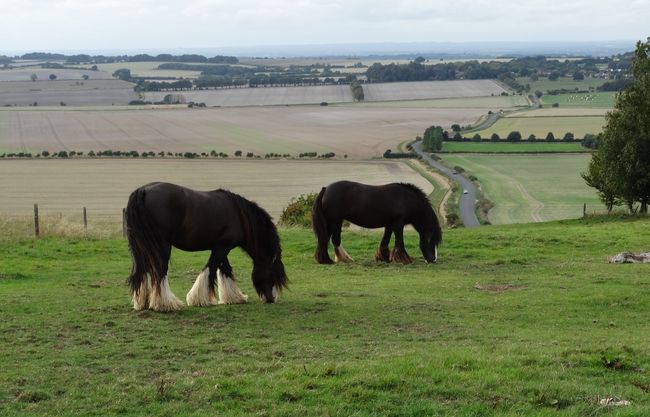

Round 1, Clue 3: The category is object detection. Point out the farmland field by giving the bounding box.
[0,80,137,106]
[541,92,616,108]
[440,154,601,224]
[335,95,528,109]
[471,114,606,138]
[0,159,433,222]
[0,106,487,157]
[71,62,205,79]
[0,67,112,82]
[144,80,508,107]
[1,218,650,416]
[515,76,606,92]
[440,141,588,153]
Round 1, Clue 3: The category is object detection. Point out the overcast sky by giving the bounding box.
[1,0,649,54]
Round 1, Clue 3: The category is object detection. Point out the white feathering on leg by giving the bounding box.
[186,268,217,307]
[132,273,152,310]
[217,270,248,304]
[148,276,184,312]
[334,245,354,263]
[260,286,279,303]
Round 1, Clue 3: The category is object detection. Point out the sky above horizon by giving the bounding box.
[1,0,649,53]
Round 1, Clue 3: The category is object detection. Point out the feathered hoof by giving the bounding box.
[375,245,391,262]
[390,247,413,265]
[334,246,354,263]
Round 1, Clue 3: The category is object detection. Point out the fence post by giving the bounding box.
[34,204,39,238]
[583,203,586,218]
[83,207,88,231]
[122,208,127,238]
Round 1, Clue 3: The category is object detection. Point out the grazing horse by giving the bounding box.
[312,181,442,264]
[126,182,288,312]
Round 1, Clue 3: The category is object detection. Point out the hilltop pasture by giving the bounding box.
[1,218,649,416]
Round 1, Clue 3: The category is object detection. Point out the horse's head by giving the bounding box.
[252,252,288,303]
[417,216,442,264]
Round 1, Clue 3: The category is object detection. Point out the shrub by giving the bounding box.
[279,193,318,228]
[506,131,522,142]
[472,134,481,142]
[445,213,460,228]
[490,133,500,142]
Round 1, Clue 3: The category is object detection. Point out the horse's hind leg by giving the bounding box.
[390,224,413,265]
[148,244,185,312]
[216,256,248,305]
[186,251,220,307]
[332,220,354,263]
[375,227,392,262]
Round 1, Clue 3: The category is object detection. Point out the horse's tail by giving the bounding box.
[312,187,333,264]
[125,187,166,297]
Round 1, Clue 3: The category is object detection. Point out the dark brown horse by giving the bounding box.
[126,182,288,311]
[312,181,442,264]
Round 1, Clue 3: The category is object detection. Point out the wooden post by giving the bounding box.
[83,207,88,231]
[122,208,127,238]
[34,204,39,238]
[583,203,587,218]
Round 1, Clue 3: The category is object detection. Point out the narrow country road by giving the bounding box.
[412,141,481,228]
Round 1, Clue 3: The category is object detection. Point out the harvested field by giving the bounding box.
[145,85,353,106]
[336,95,528,109]
[76,62,204,79]
[144,80,506,107]
[0,68,112,82]
[0,159,433,220]
[0,80,137,106]
[0,106,487,157]
[362,80,507,101]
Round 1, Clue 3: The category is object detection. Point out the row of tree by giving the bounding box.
[13,52,238,65]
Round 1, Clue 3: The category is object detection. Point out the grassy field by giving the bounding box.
[0,159,433,222]
[0,106,487,157]
[72,62,204,79]
[541,92,616,108]
[0,68,112,82]
[440,154,601,224]
[472,114,606,138]
[1,217,650,416]
[516,76,606,93]
[440,141,588,153]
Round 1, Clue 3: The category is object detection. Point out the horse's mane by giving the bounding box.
[220,189,281,260]
[397,182,430,207]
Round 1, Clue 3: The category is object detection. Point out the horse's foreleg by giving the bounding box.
[332,220,354,263]
[391,225,413,265]
[216,257,248,304]
[375,227,392,262]
[186,251,220,307]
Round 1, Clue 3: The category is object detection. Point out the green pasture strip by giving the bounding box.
[441,154,602,224]
[516,76,606,92]
[1,220,650,416]
[541,92,616,108]
[472,115,606,138]
[440,141,588,153]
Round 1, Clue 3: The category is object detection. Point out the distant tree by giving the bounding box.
[41,150,49,157]
[91,65,98,71]
[422,125,444,151]
[414,56,426,64]
[548,71,560,81]
[49,74,57,80]
[451,123,461,132]
[234,150,242,157]
[552,103,560,107]
[534,90,543,98]
[573,71,585,80]
[82,74,89,80]
[528,134,537,142]
[112,68,132,81]
[453,132,463,141]
[582,133,600,149]
[545,132,555,142]
[490,133,500,142]
[563,132,575,141]
[472,133,481,142]
[30,73,37,82]
[530,73,539,81]
[506,131,522,142]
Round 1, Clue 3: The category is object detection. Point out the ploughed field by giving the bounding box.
[1,217,649,416]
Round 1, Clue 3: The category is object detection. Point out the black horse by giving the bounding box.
[312,181,442,264]
[126,182,288,312]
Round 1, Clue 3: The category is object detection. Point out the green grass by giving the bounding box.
[541,92,616,108]
[516,76,606,93]
[441,154,602,224]
[441,141,588,153]
[1,219,650,416]
[472,115,606,138]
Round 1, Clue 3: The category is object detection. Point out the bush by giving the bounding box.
[278,193,318,228]
[445,213,460,228]
[506,131,522,142]
[490,133,500,142]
